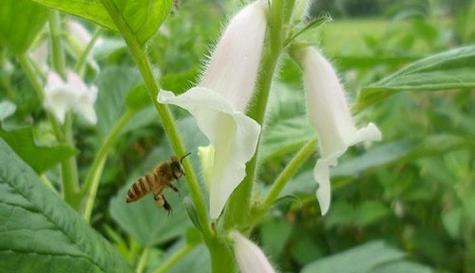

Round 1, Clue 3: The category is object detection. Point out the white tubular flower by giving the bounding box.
[231,231,277,273]
[44,71,98,124]
[158,0,267,219]
[298,47,382,215]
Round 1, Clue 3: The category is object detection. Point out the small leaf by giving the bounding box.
[0,0,49,54]
[0,126,77,173]
[0,139,132,273]
[125,84,151,112]
[357,45,475,110]
[32,0,173,45]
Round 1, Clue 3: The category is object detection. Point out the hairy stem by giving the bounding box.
[98,0,211,238]
[256,139,316,218]
[82,110,133,221]
[17,54,81,208]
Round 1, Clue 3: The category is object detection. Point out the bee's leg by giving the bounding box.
[153,193,165,207]
[167,182,180,195]
[161,195,172,215]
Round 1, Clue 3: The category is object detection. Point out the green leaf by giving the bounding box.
[261,83,314,162]
[125,84,151,111]
[31,0,172,45]
[301,241,405,273]
[0,139,132,273]
[0,0,49,54]
[0,127,76,173]
[371,261,433,273]
[95,66,142,138]
[260,218,292,260]
[357,45,475,110]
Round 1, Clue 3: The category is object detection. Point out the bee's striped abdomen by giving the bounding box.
[126,173,156,203]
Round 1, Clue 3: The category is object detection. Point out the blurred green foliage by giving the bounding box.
[1,0,475,273]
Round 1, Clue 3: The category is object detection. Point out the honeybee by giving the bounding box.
[126,153,191,214]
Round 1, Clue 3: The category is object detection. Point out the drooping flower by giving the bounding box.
[158,0,267,219]
[231,231,277,273]
[44,70,98,124]
[296,47,382,215]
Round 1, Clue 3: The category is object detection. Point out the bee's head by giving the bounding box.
[170,152,191,179]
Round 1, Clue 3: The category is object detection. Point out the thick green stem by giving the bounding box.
[61,114,81,208]
[49,11,82,209]
[18,54,80,208]
[98,0,211,238]
[82,110,133,221]
[224,0,285,230]
[256,139,316,218]
[152,244,196,273]
[49,11,66,77]
[205,238,236,273]
[135,247,150,273]
[74,27,102,76]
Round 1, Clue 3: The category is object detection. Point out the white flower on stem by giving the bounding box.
[297,47,382,215]
[158,0,267,219]
[231,231,277,273]
[44,70,98,124]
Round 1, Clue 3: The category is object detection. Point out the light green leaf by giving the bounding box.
[0,139,132,273]
[95,66,142,138]
[371,261,433,273]
[357,45,475,110]
[0,0,49,54]
[31,0,172,45]
[0,100,16,121]
[301,241,404,273]
[0,127,77,173]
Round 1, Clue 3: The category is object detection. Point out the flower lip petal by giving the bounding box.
[158,88,260,219]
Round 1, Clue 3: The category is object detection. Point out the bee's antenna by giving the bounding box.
[180,152,191,162]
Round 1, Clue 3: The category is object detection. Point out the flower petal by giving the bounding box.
[44,71,75,124]
[74,85,98,124]
[231,231,276,273]
[158,88,260,219]
[298,47,382,215]
[199,0,267,112]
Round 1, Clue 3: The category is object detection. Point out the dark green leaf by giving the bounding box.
[0,127,76,173]
[31,0,172,45]
[0,139,132,273]
[357,46,475,110]
[0,0,49,54]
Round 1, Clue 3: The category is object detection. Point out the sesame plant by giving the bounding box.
[1,0,475,273]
